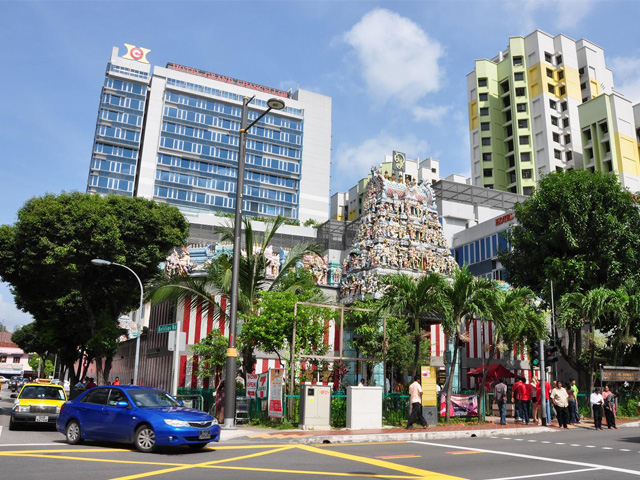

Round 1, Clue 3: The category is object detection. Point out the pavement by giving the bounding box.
[230,415,640,444]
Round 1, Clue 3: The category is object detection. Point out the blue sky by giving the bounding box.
[2,0,640,331]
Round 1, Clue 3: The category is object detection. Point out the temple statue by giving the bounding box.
[339,166,457,304]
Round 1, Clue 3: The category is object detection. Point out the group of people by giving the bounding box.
[74,376,122,391]
[494,376,616,429]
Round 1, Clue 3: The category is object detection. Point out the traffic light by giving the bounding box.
[544,344,558,364]
[530,342,541,368]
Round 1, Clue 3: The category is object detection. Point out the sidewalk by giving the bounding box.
[238,416,640,445]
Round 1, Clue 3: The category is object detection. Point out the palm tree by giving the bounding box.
[478,287,546,421]
[147,215,322,373]
[609,279,640,365]
[558,287,619,393]
[379,273,450,379]
[440,265,497,423]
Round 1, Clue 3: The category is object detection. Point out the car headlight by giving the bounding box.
[56,406,61,413]
[14,405,30,413]
[164,419,191,427]
[211,418,218,425]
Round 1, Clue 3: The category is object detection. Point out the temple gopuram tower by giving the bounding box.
[340,166,457,304]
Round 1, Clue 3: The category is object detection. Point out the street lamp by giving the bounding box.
[224,96,286,428]
[91,258,144,385]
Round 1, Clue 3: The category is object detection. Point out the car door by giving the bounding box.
[102,388,137,441]
[79,388,110,439]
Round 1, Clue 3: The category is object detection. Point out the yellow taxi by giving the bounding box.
[10,379,68,430]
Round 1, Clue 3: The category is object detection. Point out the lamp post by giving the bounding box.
[224,96,286,428]
[91,259,144,385]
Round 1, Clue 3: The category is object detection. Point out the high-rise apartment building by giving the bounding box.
[87,45,332,223]
[467,31,640,194]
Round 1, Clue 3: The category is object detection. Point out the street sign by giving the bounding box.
[158,323,177,333]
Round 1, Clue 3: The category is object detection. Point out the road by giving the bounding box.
[2,387,640,479]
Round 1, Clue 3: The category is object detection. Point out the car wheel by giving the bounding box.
[8,417,17,431]
[188,443,209,450]
[134,425,157,453]
[66,420,83,445]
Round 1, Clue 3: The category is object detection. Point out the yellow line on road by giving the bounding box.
[205,465,417,478]
[0,448,128,455]
[6,453,183,467]
[298,444,468,480]
[106,445,296,480]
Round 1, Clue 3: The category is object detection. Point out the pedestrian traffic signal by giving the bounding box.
[544,344,558,364]
[530,342,541,368]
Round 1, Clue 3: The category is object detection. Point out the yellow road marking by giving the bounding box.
[298,444,467,480]
[205,465,417,478]
[6,453,183,467]
[107,445,295,480]
[315,441,408,448]
[376,455,422,459]
[0,448,130,455]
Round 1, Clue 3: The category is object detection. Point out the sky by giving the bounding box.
[1,0,640,331]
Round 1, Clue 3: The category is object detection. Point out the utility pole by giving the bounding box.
[539,339,548,427]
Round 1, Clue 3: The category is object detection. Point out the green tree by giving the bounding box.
[241,289,329,368]
[28,354,54,378]
[478,287,546,420]
[440,265,497,423]
[147,215,321,373]
[500,170,640,377]
[605,279,640,366]
[0,192,189,382]
[190,329,228,387]
[379,273,450,379]
[558,287,619,392]
[11,323,50,360]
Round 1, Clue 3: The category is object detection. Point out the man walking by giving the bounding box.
[590,387,604,430]
[406,376,428,429]
[494,377,507,425]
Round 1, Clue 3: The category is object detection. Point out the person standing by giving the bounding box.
[494,377,508,425]
[512,376,523,423]
[603,388,618,429]
[113,377,121,386]
[569,379,580,423]
[520,377,532,425]
[567,387,577,425]
[406,376,428,429]
[85,377,97,389]
[590,387,604,430]
[531,377,540,425]
[551,381,569,429]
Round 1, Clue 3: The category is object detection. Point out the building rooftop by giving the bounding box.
[432,180,528,211]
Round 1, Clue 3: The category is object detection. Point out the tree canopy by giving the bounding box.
[500,170,640,299]
[0,192,189,381]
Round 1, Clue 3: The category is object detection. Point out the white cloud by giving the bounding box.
[609,56,640,104]
[0,283,33,333]
[412,105,451,124]
[332,132,430,191]
[343,8,443,104]
[504,0,598,33]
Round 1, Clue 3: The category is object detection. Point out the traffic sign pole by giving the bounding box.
[539,339,547,427]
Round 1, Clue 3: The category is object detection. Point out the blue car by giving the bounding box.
[56,385,220,452]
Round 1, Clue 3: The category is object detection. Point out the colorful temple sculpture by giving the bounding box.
[340,167,458,304]
[163,243,342,287]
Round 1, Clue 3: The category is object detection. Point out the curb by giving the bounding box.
[284,427,553,444]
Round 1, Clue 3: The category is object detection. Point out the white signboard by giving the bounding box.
[268,368,284,418]
[257,371,269,399]
[246,373,258,399]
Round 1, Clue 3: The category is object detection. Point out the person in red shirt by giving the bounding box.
[85,377,97,389]
[511,377,523,423]
[113,377,121,386]
[519,377,532,425]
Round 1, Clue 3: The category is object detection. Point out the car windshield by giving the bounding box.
[20,386,65,400]
[129,389,181,408]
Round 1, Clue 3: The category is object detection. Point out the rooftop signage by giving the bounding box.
[122,44,151,64]
[495,212,514,226]
[167,63,290,98]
